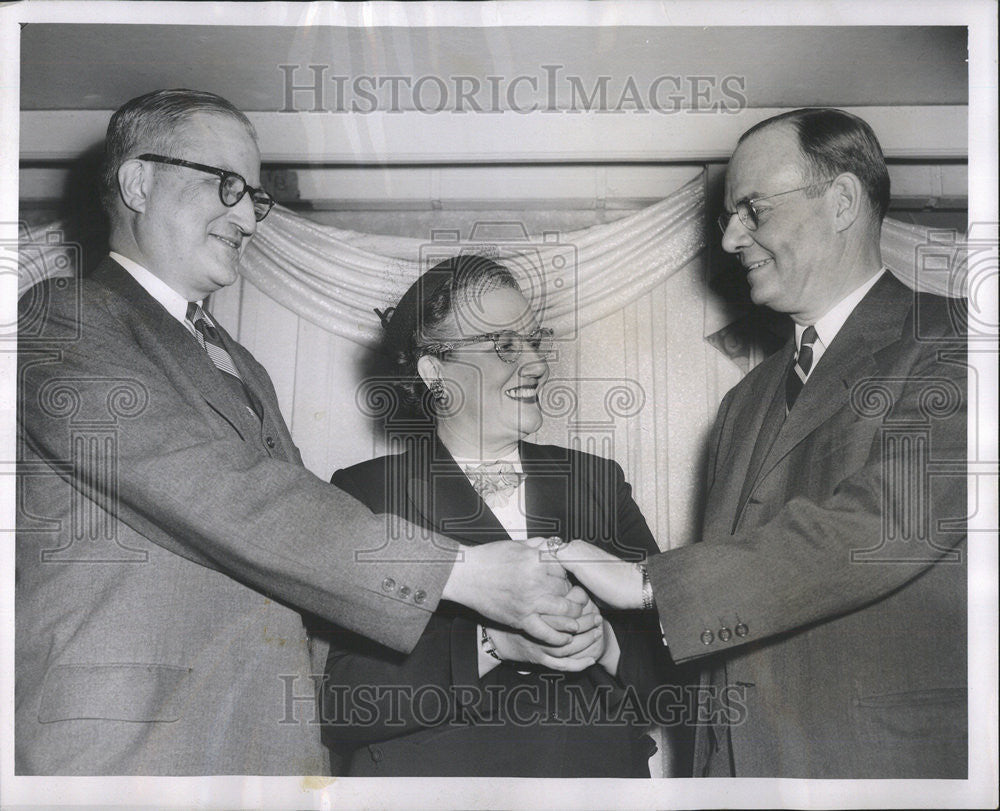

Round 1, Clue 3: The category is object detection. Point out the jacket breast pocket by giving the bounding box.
[38,663,192,723]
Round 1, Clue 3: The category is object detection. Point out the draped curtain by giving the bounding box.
[18,175,968,779]
[18,174,967,558]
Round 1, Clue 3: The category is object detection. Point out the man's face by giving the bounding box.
[134,113,261,301]
[720,124,839,324]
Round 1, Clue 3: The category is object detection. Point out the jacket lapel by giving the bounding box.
[750,273,912,490]
[92,258,259,440]
[733,350,792,530]
[520,441,569,540]
[402,435,511,546]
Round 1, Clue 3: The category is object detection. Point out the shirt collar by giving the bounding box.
[796,268,886,350]
[109,251,201,325]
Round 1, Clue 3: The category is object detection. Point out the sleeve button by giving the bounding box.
[414,589,427,605]
[735,622,749,637]
[381,577,396,592]
[700,630,715,645]
[399,586,412,599]
[718,626,732,642]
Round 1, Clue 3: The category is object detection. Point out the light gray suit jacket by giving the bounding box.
[16,258,459,775]
[648,274,967,777]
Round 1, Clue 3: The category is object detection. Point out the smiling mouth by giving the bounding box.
[504,384,539,403]
[744,258,772,271]
[212,234,242,251]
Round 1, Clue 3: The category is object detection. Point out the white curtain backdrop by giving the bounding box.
[18,178,969,779]
[18,176,968,557]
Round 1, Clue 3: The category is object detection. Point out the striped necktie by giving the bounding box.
[186,302,245,384]
[785,325,818,412]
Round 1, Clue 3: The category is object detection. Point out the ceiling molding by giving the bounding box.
[19,106,967,164]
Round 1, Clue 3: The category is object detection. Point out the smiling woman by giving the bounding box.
[317,254,676,777]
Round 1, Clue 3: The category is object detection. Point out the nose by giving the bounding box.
[720,211,752,255]
[230,190,258,237]
[519,345,550,379]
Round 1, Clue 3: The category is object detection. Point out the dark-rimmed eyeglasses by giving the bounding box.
[137,154,275,222]
[717,180,834,234]
[422,327,554,365]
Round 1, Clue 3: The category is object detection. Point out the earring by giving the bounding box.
[428,378,446,402]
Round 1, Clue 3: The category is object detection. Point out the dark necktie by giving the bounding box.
[186,302,245,384]
[785,325,818,412]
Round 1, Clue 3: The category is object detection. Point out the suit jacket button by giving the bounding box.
[735,622,749,637]
[264,436,276,449]
[399,586,412,599]
[370,746,383,763]
[719,626,732,642]
[700,630,715,645]
[414,589,427,605]
[381,577,396,592]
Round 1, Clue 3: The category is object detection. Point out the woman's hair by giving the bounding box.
[379,254,520,410]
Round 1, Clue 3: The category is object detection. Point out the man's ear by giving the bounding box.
[416,354,442,389]
[117,158,150,214]
[830,172,864,233]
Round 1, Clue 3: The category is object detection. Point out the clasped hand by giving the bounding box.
[486,585,611,672]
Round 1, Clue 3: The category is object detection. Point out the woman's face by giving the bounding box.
[433,286,550,456]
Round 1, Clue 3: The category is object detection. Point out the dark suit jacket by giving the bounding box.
[16,258,457,775]
[322,437,672,777]
[647,273,967,777]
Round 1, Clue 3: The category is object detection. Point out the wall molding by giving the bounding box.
[19,105,967,164]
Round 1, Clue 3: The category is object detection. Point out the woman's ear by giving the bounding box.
[416,354,442,388]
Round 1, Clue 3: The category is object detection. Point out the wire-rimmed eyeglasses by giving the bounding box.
[422,327,554,365]
[717,180,834,234]
[138,154,275,222]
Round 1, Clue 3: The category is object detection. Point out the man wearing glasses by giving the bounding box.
[16,89,582,775]
[557,108,968,778]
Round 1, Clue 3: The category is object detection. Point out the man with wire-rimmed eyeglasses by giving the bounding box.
[554,107,968,778]
[16,88,583,775]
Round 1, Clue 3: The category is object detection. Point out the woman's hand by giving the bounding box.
[487,623,606,672]
[486,587,607,671]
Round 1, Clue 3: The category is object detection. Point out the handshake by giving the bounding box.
[441,537,651,673]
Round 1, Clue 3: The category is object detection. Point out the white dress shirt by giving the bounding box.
[793,269,886,382]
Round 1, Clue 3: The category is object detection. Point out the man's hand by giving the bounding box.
[551,540,646,609]
[442,539,578,645]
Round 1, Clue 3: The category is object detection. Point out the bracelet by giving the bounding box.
[480,625,502,661]
[636,562,655,611]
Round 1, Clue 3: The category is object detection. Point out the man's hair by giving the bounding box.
[740,108,891,223]
[100,88,257,214]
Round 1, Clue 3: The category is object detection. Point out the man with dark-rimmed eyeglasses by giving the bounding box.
[16,88,584,775]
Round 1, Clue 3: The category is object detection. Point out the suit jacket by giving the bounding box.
[15,258,459,775]
[648,273,967,777]
[321,437,672,777]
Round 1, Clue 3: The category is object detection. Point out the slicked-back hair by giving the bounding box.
[740,108,891,223]
[100,88,257,214]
